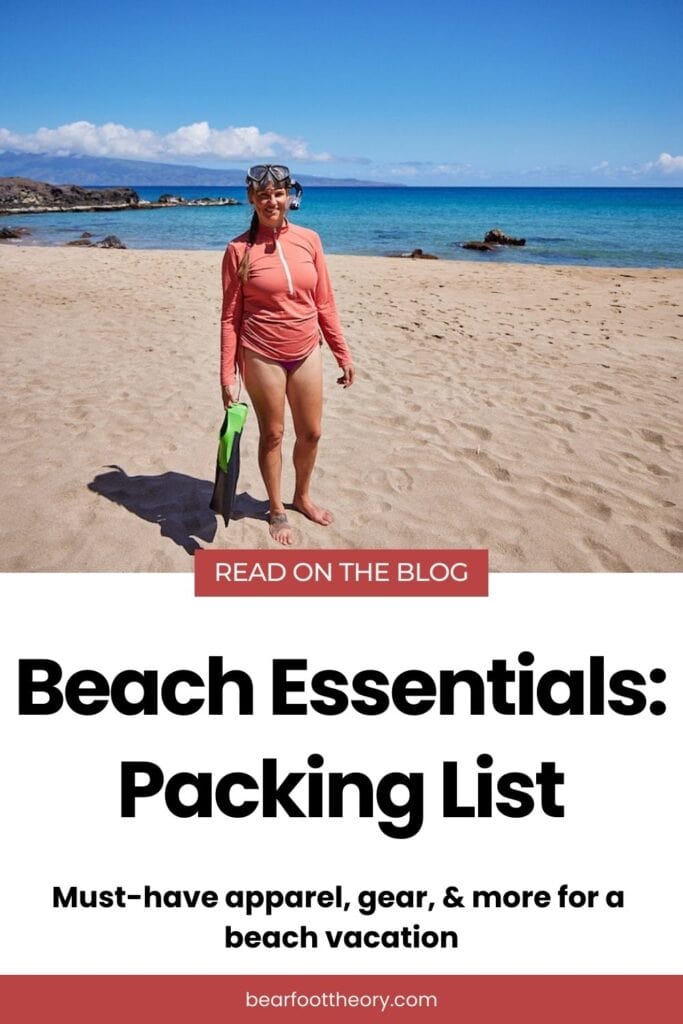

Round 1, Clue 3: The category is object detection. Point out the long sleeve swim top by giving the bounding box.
[220,221,352,387]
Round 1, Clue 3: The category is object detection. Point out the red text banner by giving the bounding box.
[195,549,488,597]
[1,975,680,1023]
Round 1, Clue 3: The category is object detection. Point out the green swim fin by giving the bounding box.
[210,402,249,525]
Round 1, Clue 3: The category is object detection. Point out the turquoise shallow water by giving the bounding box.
[3,186,683,268]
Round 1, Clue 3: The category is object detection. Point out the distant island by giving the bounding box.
[0,152,398,188]
[0,177,240,215]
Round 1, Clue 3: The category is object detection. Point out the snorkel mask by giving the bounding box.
[246,164,303,210]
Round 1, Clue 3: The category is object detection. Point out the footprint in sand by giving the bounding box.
[546,484,613,522]
[664,529,683,553]
[582,536,631,571]
[539,414,576,433]
[366,466,414,494]
[497,541,526,563]
[592,381,621,395]
[461,422,492,441]
[385,467,414,493]
[462,448,511,482]
[646,463,671,478]
[640,429,667,450]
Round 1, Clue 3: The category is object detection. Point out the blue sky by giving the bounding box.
[1,0,681,185]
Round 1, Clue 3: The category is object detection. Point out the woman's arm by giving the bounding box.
[312,234,354,380]
[220,243,244,396]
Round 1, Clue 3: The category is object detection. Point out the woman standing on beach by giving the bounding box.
[220,165,354,545]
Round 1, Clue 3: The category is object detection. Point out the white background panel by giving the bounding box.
[0,573,679,973]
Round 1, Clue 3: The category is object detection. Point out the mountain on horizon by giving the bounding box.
[0,152,397,188]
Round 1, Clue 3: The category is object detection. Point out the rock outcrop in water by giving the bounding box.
[484,228,526,246]
[388,247,439,259]
[462,228,526,253]
[462,240,496,252]
[153,193,238,207]
[65,233,127,249]
[0,177,139,213]
[0,225,31,239]
[407,247,438,259]
[0,177,240,215]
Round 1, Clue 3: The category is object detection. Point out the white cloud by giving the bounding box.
[594,153,683,180]
[389,165,418,177]
[650,152,683,174]
[0,120,331,163]
[432,163,473,176]
[388,161,476,179]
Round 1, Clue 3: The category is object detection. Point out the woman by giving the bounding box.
[220,164,354,545]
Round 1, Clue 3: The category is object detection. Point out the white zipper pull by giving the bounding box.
[273,227,294,296]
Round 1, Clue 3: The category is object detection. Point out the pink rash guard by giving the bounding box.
[220,220,352,387]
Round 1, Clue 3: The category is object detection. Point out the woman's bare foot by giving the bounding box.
[268,512,294,545]
[292,496,334,525]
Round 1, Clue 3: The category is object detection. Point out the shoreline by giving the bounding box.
[6,239,683,283]
[1,246,681,572]
[3,240,683,273]
[0,199,241,216]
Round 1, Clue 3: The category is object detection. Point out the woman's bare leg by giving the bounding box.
[242,349,293,544]
[287,346,333,525]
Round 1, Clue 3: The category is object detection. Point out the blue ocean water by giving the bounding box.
[3,186,682,269]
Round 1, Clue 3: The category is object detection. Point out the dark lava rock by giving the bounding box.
[64,234,127,248]
[189,195,240,205]
[462,241,496,252]
[0,177,139,212]
[1,178,240,215]
[484,228,526,246]
[0,225,31,239]
[97,235,127,249]
[156,193,239,207]
[389,247,439,259]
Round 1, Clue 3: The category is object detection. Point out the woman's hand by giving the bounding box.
[222,383,239,407]
[337,364,355,388]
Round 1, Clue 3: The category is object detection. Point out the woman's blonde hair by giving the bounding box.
[238,178,292,283]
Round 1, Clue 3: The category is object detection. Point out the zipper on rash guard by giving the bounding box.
[273,228,294,296]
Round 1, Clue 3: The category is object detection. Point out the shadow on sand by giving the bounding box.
[88,465,268,555]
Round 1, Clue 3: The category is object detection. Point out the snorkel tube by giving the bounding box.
[289,179,303,210]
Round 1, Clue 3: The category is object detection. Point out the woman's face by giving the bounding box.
[250,183,289,229]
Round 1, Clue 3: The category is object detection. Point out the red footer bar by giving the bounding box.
[1,975,680,1023]
[195,549,488,596]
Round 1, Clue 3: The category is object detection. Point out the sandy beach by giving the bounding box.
[0,244,681,571]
